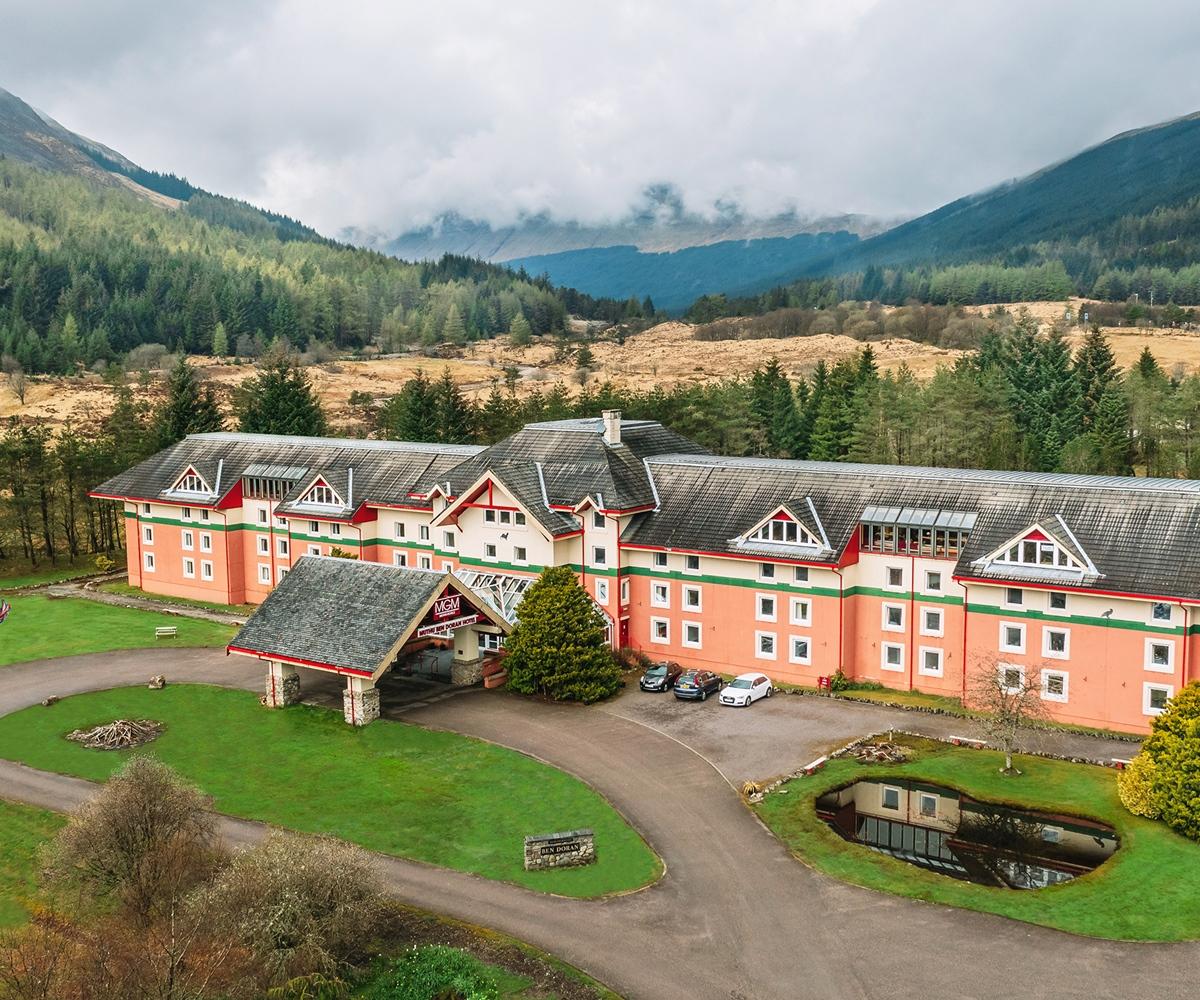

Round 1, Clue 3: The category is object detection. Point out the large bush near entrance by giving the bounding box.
[1139,681,1200,840]
[504,566,620,703]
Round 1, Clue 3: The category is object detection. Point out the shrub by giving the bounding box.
[1140,682,1200,839]
[357,946,502,1000]
[613,646,653,673]
[1117,753,1161,819]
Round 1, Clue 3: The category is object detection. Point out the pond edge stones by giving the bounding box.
[523,829,596,870]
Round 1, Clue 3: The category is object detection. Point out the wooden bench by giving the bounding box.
[949,736,987,748]
[154,626,178,640]
[802,755,828,775]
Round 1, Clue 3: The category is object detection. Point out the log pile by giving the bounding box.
[851,741,910,764]
[66,720,164,750]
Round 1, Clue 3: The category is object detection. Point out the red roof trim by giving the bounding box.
[952,575,1200,606]
[226,644,375,677]
[620,541,836,568]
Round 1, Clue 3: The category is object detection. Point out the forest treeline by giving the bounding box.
[0,159,645,375]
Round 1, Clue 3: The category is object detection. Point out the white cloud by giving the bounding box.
[3,0,1199,236]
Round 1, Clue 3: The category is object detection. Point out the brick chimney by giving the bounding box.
[602,409,622,446]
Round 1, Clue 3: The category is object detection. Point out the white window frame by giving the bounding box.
[309,520,319,534]
[885,566,905,591]
[329,522,341,537]
[790,597,811,626]
[999,621,1026,654]
[1150,601,1174,625]
[258,563,271,584]
[918,646,943,677]
[682,585,702,612]
[881,642,904,672]
[593,510,606,530]
[142,525,154,545]
[484,542,498,561]
[394,521,406,539]
[756,593,777,623]
[650,617,670,645]
[882,602,905,633]
[1145,638,1175,674]
[684,554,700,574]
[142,502,151,515]
[682,620,703,649]
[1046,591,1069,615]
[919,793,938,818]
[200,560,213,581]
[789,634,812,665]
[182,557,195,579]
[442,529,456,550]
[793,565,810,585]
[419,555,432,570]
[257,508,268,524]
[1004,587,1024,608]
[999,662,1025,693]
[1143,681,1173,716]
[484,509,496,524]
[1042,626,1070,660]
[923,570,942,593]
[257,535,269,555]
[277,537,289,557]
[592,545,607,566]
[441,561,453,573]
[393,551,408,567]
[143,552,155,572]
[755,630,777,660]
[181,530,194,551]
[419,524,430,541]
[620,577,630,604]
[199,508,209,522]
[307,544,321,557]
[200,532,212,552]
[595,579,609,604]
[759,562,776,582]
[881,786,901,810]
[653,551,668,569]
[919,606,943,637]
[651,582,670,608]
[513,546,528,565]
[1041,668,1069,703]
[514,511,526,527]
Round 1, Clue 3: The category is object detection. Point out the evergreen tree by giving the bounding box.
[153,356,224,448]
[508,312,532,347]
[1073,324,1118,428]
[432,370,474,444]
[211,321,229,358]
[378,369,436,442]
[442,303,466,345]
[504,566,621,703]
[235,352,327,436]
[1092,386,1133,474]
[641,295,656,318]
[1136,346,1165,381]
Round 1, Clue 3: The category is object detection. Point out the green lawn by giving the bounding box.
[0,799,64,927]
[97,581,255,616]
[0,558,116,592]
[756,736,1200,940]
[0,686,661,898]
[0,595,237,666]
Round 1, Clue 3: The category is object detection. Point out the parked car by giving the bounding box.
[673,669,724,701]
[719,673,774,707]
[639,662,684,692]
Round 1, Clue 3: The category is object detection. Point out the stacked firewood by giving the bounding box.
[852,741,910,764]
[66,720,164,750]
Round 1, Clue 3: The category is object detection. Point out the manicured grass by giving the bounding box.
[0,686,661,898]
[98,581,255,616]
[0,595,237,667]
[0,558,115,592]
[0,799,64,927]
[756,736,1200,940]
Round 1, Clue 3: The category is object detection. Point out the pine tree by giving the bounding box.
[378,369,436,442]
[1092,386,1133,474]
[508,312,532,347]
[1073,324,1118,429]
[432,369,474,443]
[442,303,466,345]
[235,352,327,436]
[153,356,224,448]
[504,566,620,703]
[1136,346,1165,381]
[211,321,229,358]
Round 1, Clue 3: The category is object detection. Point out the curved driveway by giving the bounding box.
[0,649,1196,1000]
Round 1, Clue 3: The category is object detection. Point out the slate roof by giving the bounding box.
[229,557,448,673]
[625,455,1200,599]
[93,432,484,516]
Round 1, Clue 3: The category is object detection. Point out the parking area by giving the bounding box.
[600,683,1138,785]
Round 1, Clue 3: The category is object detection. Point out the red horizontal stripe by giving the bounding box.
[226,644,376,677]
[953,575,1200,606]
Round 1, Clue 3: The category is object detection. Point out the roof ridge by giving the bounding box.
[187,432,483,454]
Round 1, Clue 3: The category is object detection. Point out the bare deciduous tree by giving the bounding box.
[1,355,27,405]
[968,657,1050,775]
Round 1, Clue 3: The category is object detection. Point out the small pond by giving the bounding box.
[815,778,1118,889]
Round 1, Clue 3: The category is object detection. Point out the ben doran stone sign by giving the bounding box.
[523,829,596,870]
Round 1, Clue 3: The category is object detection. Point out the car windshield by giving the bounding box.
[645,666,666,677]
[730,678,753,689]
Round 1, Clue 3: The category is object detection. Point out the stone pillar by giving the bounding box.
[450,629,484,686]
[264,661,301,708]
[343,675,380,726]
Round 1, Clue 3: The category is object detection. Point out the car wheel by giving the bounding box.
[700,689,707,701]
[766,687,773,698]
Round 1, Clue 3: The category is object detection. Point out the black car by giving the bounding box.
[673,669,724,701]
[640,662,683,692]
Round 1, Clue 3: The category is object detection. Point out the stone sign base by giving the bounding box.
[523,829,596,871]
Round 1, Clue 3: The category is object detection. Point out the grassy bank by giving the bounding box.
[0,557,121,592]
[755,736,1200,940]
[0,799,64,927]
[97,581,255,616]
[0,595,236,666]
[0,685,661,898]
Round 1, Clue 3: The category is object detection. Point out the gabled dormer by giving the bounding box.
[976,516,1097,578]
[736,500,828,551]
[166,465,213,497]
[295,475,345,510]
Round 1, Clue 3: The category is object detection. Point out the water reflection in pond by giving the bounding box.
[815,778,1118,889]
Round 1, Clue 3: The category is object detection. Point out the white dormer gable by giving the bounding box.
[978,517,1096,576]
[739,502,825,549]
[296,476,344,509]
[167,465,213,496]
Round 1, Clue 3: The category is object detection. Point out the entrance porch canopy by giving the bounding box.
[227,556,511,682]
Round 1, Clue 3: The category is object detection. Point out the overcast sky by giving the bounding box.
[4,0,1200,237]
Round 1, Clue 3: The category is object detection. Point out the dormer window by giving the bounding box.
[994,536,1080,570]
[297,478,343,508]
[169,466,212,496]
[755,518,801,544]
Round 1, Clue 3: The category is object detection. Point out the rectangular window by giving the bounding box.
[484,509,496,524]
[199,509,209,522]
[924,570,942,593]
[593,511,606,529]
[790,597,811,626]
[793,566,809,584]
[479,632,503,652]
[257,509,268,524]
[1144,682,1173,716]
[685,554,700,573]
[683,621,702,649]
[201,560,213,581]
[419,525,430,541]
[277,568,288,583]
[756,594,776,622]
[513,546,528,564]
[882,603,905,632]
[1041,669,1069,703]
[653,551,668,568]
[181,506,192,520]
[756,631,777,660]
[276,515,287,527]
[441,561,453,573]
[1043,627,1070,659]
[759,562,776,581]
[620,578,630,604]
[882,786,901,810]
[514,512,526,527]
[330,522,341,537]
[393,552,408,567]
[143,526,154,544]
[309,520,319,534]
[258,564,271,584]
[442,530,456,549]
[1000,664,1025,693]
[999,622,1026,654]
[484,543,497,559]
[886,566,904,590]
[499,510,512,525]
[1049,591,1068,612]
[200,533,212,552]
[142,502,151,515]
[308,545,321,557]
[257,536,269,555]
[683,585,702,611]
[592,546,607,566]
[1151,601,1172,623]
[1146,639,1175,673]
[790,635,812,665]
[182,530,194,551]
[277,538,289,556]
[394,522,406,539]
[651,582,670,608]
[919,793,937,818]
[595,579,609,604]
[881,642,903,671]
[920,607,943,637]
[143,552,155,572]
[650,617,670,644]
[420,556,432,570]
[919,647,943,677]
[182,558,195,579]
[1005,588,1024,607]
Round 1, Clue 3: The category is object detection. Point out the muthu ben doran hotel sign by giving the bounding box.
[523,829,596,870]
[415,590,481,638]
[432,592,462,620]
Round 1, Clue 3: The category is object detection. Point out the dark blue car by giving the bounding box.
[673,669,723,701]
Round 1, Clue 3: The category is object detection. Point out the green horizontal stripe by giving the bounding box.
[624,564,839,596]
[966,601,1183,634]
[843,585,964,607]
